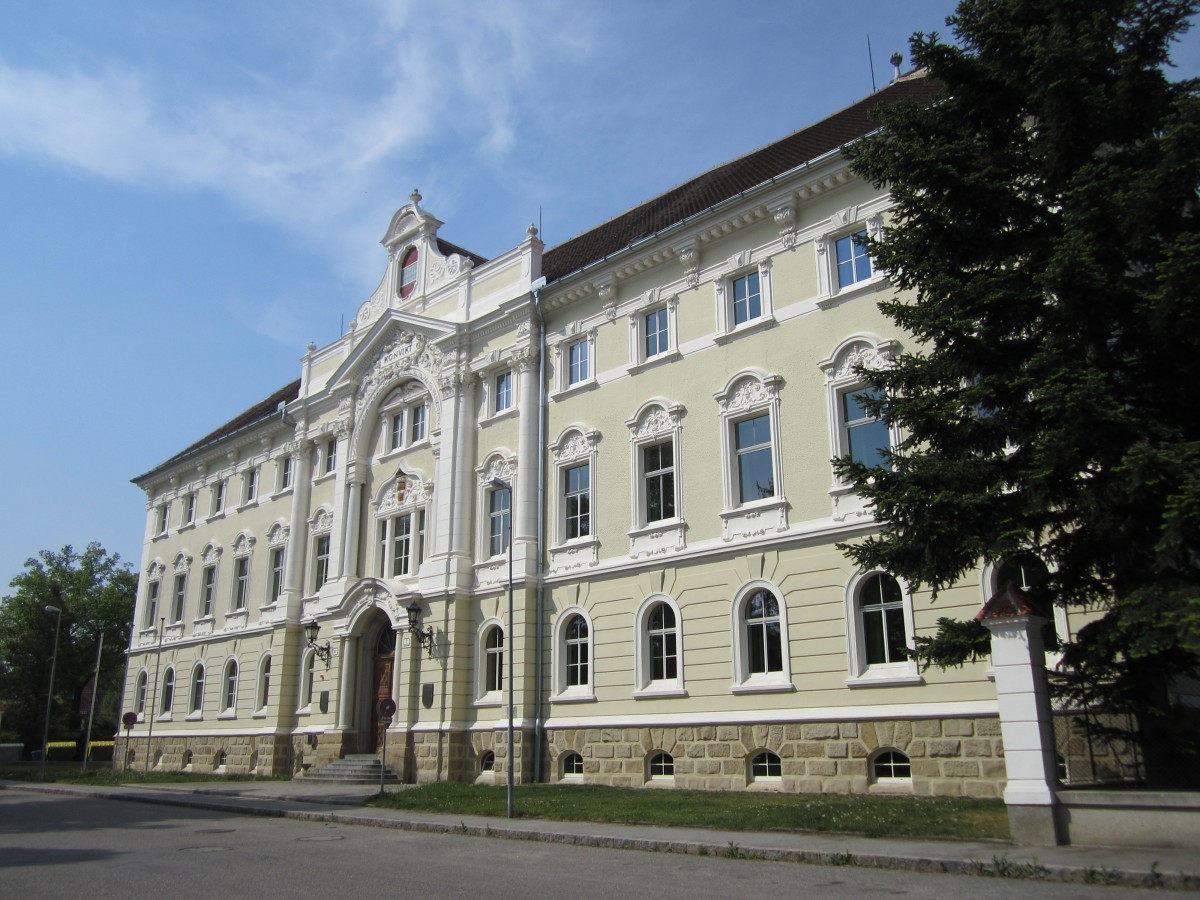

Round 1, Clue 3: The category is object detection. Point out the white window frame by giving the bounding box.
[171,571,188,624]
[714,255,775,341]
[142,563,163,629]
[818,334,900,519]
[749,750,783,784]
[256,654,272,714]
[816,209,885,303]
[551,607,594,702]
[189,663,205,718]
[730,580,793,693]
[159,667,175,718]
[377,382,432,456]
[308,508,333,594]
[182,492,196,528]
[211,479,226,517]
[323,438,338,476]
[714,369,787,541]
[627,293,680,372]
[625,400,686,559]
[561,751,585,780]
[494,369,514,414]
[221,659,239,716]
[242,466,259,505]
[134,670,148,718]
[647,751,675,783]
[277,454,294,493]
[548,427,600,570]
[197,543,220,621]
[232,555,250,611]
[268,545,286,604]
[373,475,430,579]
[474,618,505,706]
[155,503,170,537]
[871,749,913,786]
[297,650,316,713]
[634,594,685,698]
[844,569,921,687]
[551,327,598,397]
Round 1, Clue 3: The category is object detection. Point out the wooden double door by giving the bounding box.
[368,627,396,753]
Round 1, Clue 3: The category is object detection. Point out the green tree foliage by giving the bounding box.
[840,0,1200,784]
[0,545,136,753]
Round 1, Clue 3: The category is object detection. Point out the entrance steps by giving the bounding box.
[302,754,401,784]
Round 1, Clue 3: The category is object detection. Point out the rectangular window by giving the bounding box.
[842,388,891,469]
[390,412,404,451]
[269,547,285,601]
[494,370,513,413]
[489,487,511,557]
[201,565,217,617]
[391,515,412,577]
[567,339,589,385]
[245,467,258,502]
[643,442,675,523]
[411,403,427,442]
[735,415,774,503]
[564,464,591,540]
[417,509,426,563]
[313,535,330,591]
[172,573,186,623]
[234,557,250,610]
[836,230,872,288]
[213,481,226,514]
[184,493,196,525]
[280,456,293,490]
[644,308,669,358]
[324,439,337,475]
[157,504,169,535]
[732,272,762,326]
[145,581,160,627]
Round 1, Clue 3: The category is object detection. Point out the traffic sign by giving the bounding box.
[378,698,397,717]
[122,711,138,729]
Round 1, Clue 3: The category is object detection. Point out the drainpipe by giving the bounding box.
[531,276,547,781]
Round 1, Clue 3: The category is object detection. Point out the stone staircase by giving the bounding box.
[302,754,401,785]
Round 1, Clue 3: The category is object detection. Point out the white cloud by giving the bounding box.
[0,0,599,297]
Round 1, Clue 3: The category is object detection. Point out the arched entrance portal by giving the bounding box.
[368,625,396,753]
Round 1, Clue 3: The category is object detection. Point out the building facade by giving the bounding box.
[120,72,1047,797]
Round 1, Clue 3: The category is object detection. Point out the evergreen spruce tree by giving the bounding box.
[840,0,1200,785]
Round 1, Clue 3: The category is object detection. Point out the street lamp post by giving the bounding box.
[488,476,516,819]
[40,604,63,781]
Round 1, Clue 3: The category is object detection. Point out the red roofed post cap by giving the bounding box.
[975,582,1043,622]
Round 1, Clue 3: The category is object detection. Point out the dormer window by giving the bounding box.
[399,247,419,299]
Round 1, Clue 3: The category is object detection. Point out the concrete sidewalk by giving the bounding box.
[4,779,1197,890]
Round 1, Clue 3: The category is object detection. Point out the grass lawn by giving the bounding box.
[369,782,1010,841]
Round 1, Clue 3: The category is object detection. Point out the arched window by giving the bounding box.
[648,602,677,682]
[301,652,316,709]
[399,247,419,299]
[635,596,684,695]
[257,656,272,710]
[182,749,193,770]
[223,660,239,712]
[134,671,147,715]
[859,573,906,666]
[872,750,911,782]
[732,584,791,690]
[160,668,175,714]
[190,664,205,714]
[561,751,584,778]
[750,750,781,781]
[648,751,674,779]
[565,615,589,687]
[485,626,504,694]
[480,751,495,774]
[553,609,594,699]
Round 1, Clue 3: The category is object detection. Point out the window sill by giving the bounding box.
[845,667,923,688]
[632,687,687,700]
[151,531,170,541]
[626,348,681,375]
[295,707,312,716]
[217,711,237,721]
[474,695,503,708]
[252,711,267,720]
[155,714,173,723]
[236,499,260,512]
[550,690,596,704]
[271,487,294,500]
[483,406,519,426]
[731,680,794,695]
[178,522,196,533]
[551,378,598,401]
[313,471,336,485]
[186,713,203,722]
[712,314,777,345]
[205,510,227,523]
[816,274,887,309]
[719,498,788,542]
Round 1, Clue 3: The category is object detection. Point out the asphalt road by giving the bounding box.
[0,791,1149,899]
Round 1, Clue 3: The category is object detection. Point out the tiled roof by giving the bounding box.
[541,73,939,283]
[436,237,487,267]
[133,379,301,483]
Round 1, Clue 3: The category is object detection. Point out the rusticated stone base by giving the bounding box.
[542,716,1006,796]
[113,731,344,777]
[409,728,534,784]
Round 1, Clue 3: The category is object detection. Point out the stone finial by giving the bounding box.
[527,223,539,238]
[410,188,422,205]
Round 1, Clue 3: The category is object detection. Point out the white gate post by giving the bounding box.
[977,584,1065,845]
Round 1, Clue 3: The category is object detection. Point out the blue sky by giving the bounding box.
[1,1,1197,589]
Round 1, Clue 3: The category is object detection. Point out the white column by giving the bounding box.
[335,636,358,731]
[283,440,314,618]
[514,353,538,544]
[341,469,363,578]
[981,602,1064,845]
